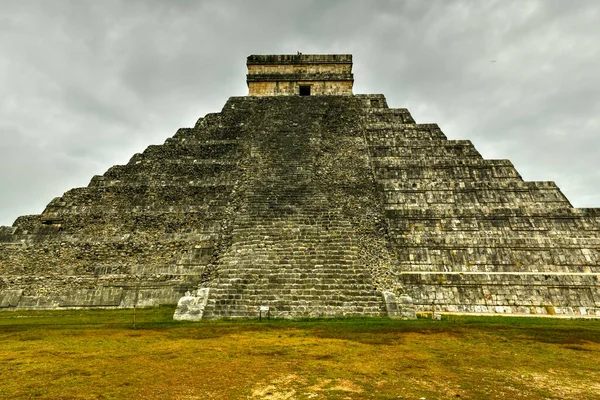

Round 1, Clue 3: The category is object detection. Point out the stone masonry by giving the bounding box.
[246,54,353,96]
[0,54,598,319]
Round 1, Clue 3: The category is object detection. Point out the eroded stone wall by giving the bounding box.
[363,105,600,316]
[0,112,245,310]
[247,63,351,76]
[1,90,599,318]
[246,53,353,96]
[247,80,353,96]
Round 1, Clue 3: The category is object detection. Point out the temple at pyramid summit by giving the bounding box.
[1,54,599,320]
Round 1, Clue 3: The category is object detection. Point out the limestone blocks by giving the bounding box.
[173,288,211,321]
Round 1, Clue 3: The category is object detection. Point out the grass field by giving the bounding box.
[0,307,599,399]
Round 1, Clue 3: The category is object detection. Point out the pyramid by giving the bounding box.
[1,54,598,319]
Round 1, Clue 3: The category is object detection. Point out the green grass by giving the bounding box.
[1,307,599,399]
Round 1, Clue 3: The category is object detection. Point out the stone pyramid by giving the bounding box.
[1,54,598,319]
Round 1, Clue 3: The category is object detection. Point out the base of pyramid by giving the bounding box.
[0,283,189,311]
[172,288,418,320]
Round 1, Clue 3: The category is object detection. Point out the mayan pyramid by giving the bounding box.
[1,54,598,319]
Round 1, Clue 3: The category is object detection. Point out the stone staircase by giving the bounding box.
[202,194,386,318]
[199,96,391,318]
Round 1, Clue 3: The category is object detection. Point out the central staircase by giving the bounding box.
[198,96,392,318]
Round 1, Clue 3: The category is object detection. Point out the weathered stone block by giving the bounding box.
[382,291,417,319]
[0,290,23,308]
[173,288,210,321]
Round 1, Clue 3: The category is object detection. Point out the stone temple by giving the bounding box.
[1,54,599,320]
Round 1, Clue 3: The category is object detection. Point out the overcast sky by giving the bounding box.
[1,0,599,226]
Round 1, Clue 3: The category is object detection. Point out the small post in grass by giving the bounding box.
[133,285,139,329]
[259,305,269,322]
[431,302,442,320]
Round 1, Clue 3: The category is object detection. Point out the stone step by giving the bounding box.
[367,129,446,141]
[141,140,240,159]
[389,218,600,233]
[92,173,238,188]
[383,192,569,208]
[385,203,570,212]
[373,157,517,168]
[369,141,481,159]
[378,179,560,191]
[368,138,472,147]
[390,235,600,247]
[213,276,377,285]
[101,159,238,181]
[385,207,600,219]
[394,264,600,273]
[375,167,520,181]
[366,122,443,133]
[202,305,386,319]
[208,300,386,307]
[48,185,235,210]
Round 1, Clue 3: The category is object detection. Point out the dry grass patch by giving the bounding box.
[0,307,599,399]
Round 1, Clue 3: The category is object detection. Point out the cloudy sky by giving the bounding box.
[1,0,599,226]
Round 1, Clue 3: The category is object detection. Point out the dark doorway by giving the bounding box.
[299,85,311,96]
